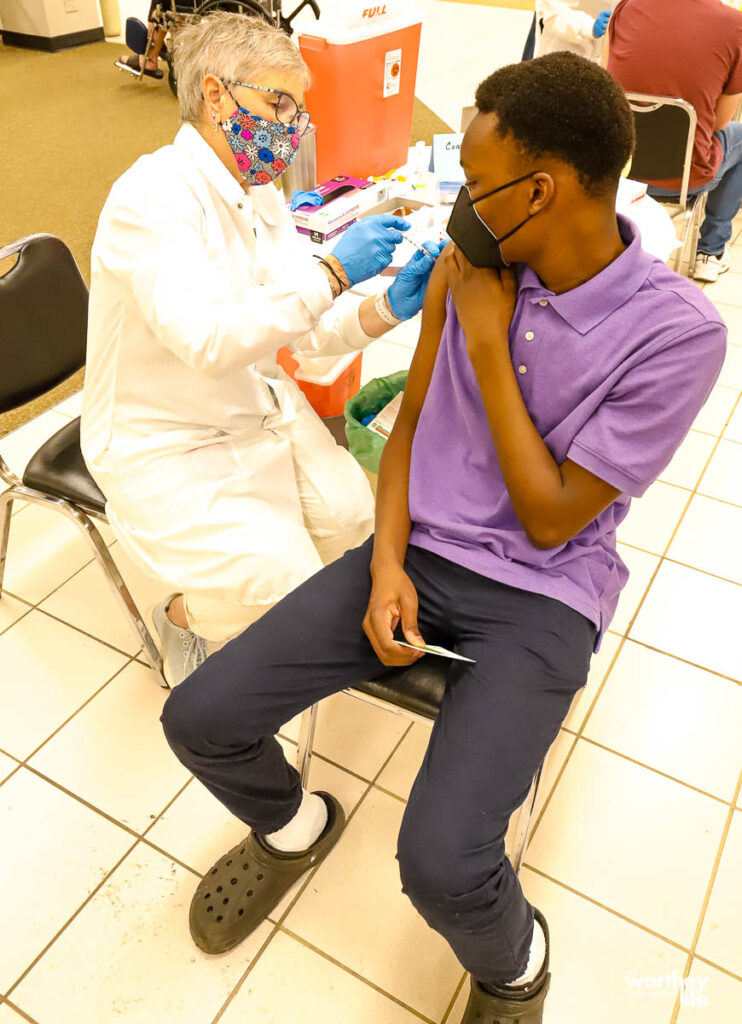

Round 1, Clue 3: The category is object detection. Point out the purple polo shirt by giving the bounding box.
[408,216,727,651]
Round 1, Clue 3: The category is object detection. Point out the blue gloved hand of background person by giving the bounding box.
[331,214,411,286]
[386,241,446,321]
[592,9,611,37]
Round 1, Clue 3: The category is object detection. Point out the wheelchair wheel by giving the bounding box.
[167,55,178,98]
[167,0,279,97]
[194,0,274,18]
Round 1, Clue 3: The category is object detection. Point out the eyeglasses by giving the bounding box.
[227,81,311,136]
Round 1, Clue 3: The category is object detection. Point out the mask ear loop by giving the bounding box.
[469,173,537,267]
[469,171,536,205]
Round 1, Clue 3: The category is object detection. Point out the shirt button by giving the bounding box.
[539,300,548,307]
[525,331,534,341]
[518,364,527,374]
[237,202,243,209]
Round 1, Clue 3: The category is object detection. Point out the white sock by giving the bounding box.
[263,789,328,853]
[504,918,546,987]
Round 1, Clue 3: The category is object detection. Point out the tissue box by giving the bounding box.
[290,175,390,244]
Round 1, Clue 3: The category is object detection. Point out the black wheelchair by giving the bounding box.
[117,0,320,97]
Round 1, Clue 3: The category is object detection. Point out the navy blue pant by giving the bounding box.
[161,538,595,985]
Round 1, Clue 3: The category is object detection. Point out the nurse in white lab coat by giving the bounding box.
[81,12,441,683]
[534,1,617,61]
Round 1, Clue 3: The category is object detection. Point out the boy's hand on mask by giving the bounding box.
[444,243,517,350]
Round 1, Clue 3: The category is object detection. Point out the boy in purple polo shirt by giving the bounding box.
[161,53,726,1024]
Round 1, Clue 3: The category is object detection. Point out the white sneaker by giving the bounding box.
[152,595,207,686]
[692,247,731,283]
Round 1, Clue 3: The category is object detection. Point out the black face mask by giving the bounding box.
[446,172,536,269]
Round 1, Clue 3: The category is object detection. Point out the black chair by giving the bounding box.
[626,93,709,274]
[0,234,166,684]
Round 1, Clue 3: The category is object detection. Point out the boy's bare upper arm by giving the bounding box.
[393,251,450,436]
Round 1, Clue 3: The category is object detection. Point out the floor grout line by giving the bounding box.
[29,603,143,661]
[685,951,742,984]
[521,864,700,956]
[1,782,204,1003]
[17,657,135,766]
[15,760,205,884]
[694,487,742,511]
[618,544,742,591]
[0,997,40,1023]
[621,636,742,687]
[668,770,742,1023]
[3,833,142,1001]
[440,970,468,1024]
[280,925,440,1023]
[575,735,736,808]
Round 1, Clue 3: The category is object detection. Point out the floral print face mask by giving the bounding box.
[221,105,300,186]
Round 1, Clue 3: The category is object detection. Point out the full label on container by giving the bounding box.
[383,48,402,98]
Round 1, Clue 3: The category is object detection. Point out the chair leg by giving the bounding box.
[87,531,167,686]
[688,192,708,271]
[12,489,167,687]
[509,757,545,877]
[0,489,15,597]
[72,514,167,686]
[295,702,319,788]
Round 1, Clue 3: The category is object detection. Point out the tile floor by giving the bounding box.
[2,3,742,1022]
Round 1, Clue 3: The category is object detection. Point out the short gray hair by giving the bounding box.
[172,11,310,124]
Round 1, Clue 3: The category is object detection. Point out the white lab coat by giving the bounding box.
[534,1,617,61]
[81,124,375,642]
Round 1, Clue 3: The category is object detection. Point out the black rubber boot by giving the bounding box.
[459,908,551,1023]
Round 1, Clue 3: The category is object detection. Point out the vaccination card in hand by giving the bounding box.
[395,641,476,663]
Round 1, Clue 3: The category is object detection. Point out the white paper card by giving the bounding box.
[395,641,476,663]
[431,133,465,184]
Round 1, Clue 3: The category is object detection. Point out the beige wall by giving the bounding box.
[0,0,102,37]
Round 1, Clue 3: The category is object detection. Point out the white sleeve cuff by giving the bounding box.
[297,258,335,320]
[336,292,378,350]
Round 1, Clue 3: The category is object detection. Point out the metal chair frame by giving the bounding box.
[626,93,709,275]
[0,235,167,687]
[295,689,547,876]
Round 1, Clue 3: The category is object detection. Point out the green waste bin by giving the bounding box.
[344,370,408,474]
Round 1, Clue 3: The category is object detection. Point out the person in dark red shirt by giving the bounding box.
[606,0,742,282]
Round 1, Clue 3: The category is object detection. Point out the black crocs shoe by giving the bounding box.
[189,791,345,954]
[459,908,551,1023]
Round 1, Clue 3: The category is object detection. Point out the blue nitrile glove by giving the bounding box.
[331,214,411,286]
[290,189,324,211]
[386,241,446,321]
[592,9,611,37]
